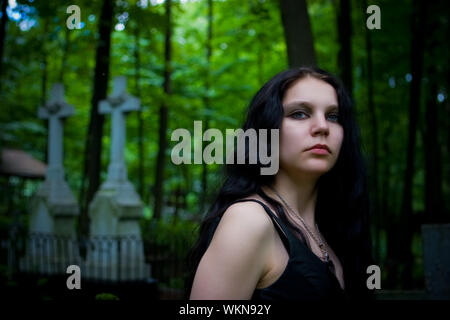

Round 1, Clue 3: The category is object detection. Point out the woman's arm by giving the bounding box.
[189,201,273,299]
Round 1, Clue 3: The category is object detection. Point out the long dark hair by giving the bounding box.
[184,67,374,300]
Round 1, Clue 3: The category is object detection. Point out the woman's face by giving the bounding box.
[279,76,344,177]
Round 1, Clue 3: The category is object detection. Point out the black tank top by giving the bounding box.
[206,199,349,301]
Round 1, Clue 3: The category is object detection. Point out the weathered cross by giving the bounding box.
[99,76,140,184]
[38,83,74,182]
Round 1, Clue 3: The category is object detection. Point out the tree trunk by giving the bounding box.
[153,0,172,220]
[446,84,450,215]
[381,124,399,289]
[397,0,427,289]
[58,27,71,84]
[200,0,213,214]
[173,186,182,224]
[41,19,49,163]
[423,70,443,224]
[79,0,114,237]
[422,4,445,225]
[337,0,353,98]
[362,0,379,264]
[279,0,316,68]
[134,15,144,200]
[0,0,9,91]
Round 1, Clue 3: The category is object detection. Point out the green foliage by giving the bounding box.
[36,277,49,287]
[95,292,120,300]
[411,232,424,286]
[141,217,199,289]
[0,215,13,236]
[169,278,185,290]
[0,264,14,285]
[144,216,199,257]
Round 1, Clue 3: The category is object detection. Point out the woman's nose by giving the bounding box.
[311,114,329,136]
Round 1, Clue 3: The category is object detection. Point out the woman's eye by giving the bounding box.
[289,111,339,122]
[290,111,308,119]
[327,113,339,122]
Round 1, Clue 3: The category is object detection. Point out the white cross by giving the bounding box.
[38,83,74,181]
[99,76,140,183]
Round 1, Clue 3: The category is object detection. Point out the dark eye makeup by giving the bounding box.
[288,110,339,122]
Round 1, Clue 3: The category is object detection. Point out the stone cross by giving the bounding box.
[99,76,140,184]
[38,83,74,182]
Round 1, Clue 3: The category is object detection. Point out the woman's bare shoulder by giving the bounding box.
[190,197,275,299]
[219,197,273,235]
[211,197,277,253]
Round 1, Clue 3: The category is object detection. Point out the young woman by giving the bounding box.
[185,67,374,300]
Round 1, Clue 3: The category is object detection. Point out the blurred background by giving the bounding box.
[0,0,449,300]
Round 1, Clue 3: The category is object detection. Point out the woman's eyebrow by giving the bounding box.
[283,101,339,112]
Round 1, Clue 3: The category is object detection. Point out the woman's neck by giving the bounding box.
[265,169,319,228]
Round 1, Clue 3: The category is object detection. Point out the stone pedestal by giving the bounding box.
[84,183,150,281]
[29,176,79,235]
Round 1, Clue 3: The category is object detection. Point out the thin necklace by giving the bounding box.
[269,186,330,263]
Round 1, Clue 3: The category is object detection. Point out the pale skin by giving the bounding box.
[190,76,345,300]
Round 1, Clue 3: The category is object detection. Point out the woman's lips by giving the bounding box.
[307,148,330,155]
